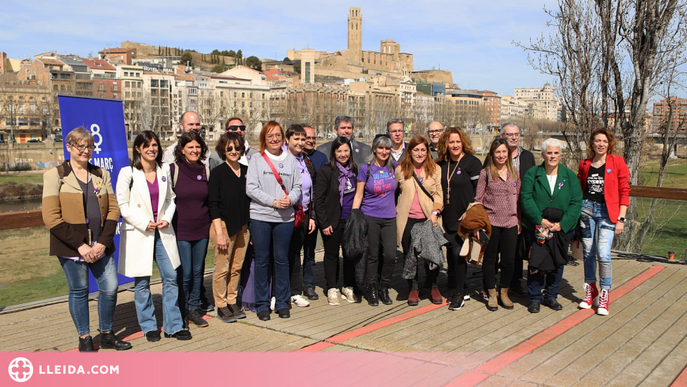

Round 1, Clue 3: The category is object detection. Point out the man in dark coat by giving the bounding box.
[316,116,371,166]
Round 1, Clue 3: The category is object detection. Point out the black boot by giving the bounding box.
[366,283,379,306]
[99,332,132,351]
[78,336,96,352]
[378,286,393,305]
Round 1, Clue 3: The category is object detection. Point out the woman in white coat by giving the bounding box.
[117,130,191,342]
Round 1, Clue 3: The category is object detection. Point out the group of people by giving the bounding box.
[42,111,630,352]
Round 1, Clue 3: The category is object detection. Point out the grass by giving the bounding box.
[0,226,216,309]
[0,173,44,185]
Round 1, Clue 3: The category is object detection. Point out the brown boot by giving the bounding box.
[499,287,514,310]
[487,288,498,311]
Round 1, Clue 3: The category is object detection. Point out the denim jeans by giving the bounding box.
[302,220,317,290]
[59,254,118,336]
[177,238,209,313]
[134,230,184,335]
[580,199,615,290]
[250,219,294,314]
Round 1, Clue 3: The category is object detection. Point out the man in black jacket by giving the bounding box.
[484,122,535,296]
[317,116,371,166]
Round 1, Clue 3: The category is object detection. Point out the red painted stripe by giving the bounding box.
[452,265,666,386]
[672,366,687,387]
[296,342,335,352]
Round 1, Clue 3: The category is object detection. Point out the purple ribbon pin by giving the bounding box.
[161,176,166,182]
[558,181,565,190]
[457,169,462,175]
[247,155,251,160]
[355,149,359,153]
[278,163,284,168]
[197,175,203,181]
[607,168,612,173]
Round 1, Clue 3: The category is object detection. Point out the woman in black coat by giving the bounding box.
[314,136,358,306]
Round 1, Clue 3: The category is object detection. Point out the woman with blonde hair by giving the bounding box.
[42,127,131,351]
[396,136,444,306]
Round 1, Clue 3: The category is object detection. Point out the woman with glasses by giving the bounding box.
[474,138,521,311]
[42,127,131,352]
[117,131,190,341]
[352,134,398,306]
[395,136,444,306]
[246,121,302,321]
[170,131,211,328]
[208,132,250,323]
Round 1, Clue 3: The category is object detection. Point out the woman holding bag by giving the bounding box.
[395,136,444,306]
[246,121,302,321]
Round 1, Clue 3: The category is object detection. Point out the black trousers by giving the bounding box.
[482,225,518,289]
[323,219,356,291]
[365,216,396,287]
[445,232,468,296]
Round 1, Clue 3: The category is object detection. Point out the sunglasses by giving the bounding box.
[226,125,246,132]
[225,146,243,152]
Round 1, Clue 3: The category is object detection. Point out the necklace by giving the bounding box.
[446,154,463,204]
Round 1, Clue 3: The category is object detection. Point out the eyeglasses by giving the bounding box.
[503,133,520,137]
[388,130,403,134]
[266,133,282,140]
[428,130,443,134]
[226,125,246,132]
[70,143,94,152]
[225,146,242,152]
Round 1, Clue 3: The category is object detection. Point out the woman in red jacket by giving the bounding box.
[577,128,630,316]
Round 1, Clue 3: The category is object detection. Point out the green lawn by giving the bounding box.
[0,173,44,185]
[0,226,216,309]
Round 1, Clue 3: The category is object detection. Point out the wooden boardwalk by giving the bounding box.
[2,251,687,386]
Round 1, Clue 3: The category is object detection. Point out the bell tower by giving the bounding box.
[347,7,362,62]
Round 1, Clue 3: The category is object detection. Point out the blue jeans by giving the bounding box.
[59,254,118,336]
[177,238,209,312]
[134,230,184,335]
[250,219,294,314]
[580,200,615,290]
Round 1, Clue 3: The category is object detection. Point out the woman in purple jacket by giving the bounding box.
[171,131,211,328]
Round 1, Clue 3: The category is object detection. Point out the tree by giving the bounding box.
[517,0,687,184]
[181,52,193,67]
[245,56,262,70]
[236,50,243,65]
[211,49,221,55]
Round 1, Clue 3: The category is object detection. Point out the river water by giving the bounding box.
[0,198,41,214]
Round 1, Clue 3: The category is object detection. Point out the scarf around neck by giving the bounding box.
[336,162,355,206]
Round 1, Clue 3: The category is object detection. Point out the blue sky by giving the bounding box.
[1,0,556,96]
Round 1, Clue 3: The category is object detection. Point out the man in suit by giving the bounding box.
[484,122,535,296]
[387,118,408,162]
[317,116,371,166]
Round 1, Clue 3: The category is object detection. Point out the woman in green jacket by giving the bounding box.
[520,138,582,313]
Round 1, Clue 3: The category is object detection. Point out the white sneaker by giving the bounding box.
[290,294,310,308]
[270,296,276,311]
[464,294,471,301]
[341,287,357,303]
[327,288,341,306]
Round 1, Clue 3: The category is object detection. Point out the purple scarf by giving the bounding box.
[336,162,355,206]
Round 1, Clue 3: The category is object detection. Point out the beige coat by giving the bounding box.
[116,164,180,278]
[395,165,444,245]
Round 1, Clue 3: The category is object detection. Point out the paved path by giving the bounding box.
[2,251,686,386]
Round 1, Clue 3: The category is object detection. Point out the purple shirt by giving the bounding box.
[340,175,356,220]
[357,163,397,219]
[172,161,211,241]
[147,177,159,222]
[294,153,313,211]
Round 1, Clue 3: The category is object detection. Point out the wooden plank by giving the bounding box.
[0,210,43,230]
[631,185,687,201]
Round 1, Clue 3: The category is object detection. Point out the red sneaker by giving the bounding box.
[597,289,610,316]
[579,282,599,309]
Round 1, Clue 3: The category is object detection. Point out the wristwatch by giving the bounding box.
[617,216,626,223]
[432,210,441,216]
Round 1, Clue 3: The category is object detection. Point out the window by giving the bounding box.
[124,71,129,77]
[151,80,159,87]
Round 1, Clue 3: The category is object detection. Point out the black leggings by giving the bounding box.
[365,216,396,287]
[323,219,356,291]
[482,225,518,290]
[445,232,468,295]
[402,217,439,290]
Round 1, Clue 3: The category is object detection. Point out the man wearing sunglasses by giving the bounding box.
[162,111,206,163]
[316,115,371,166]
[208,117,259,169]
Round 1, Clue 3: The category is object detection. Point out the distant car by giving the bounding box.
[27,139,43,143]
